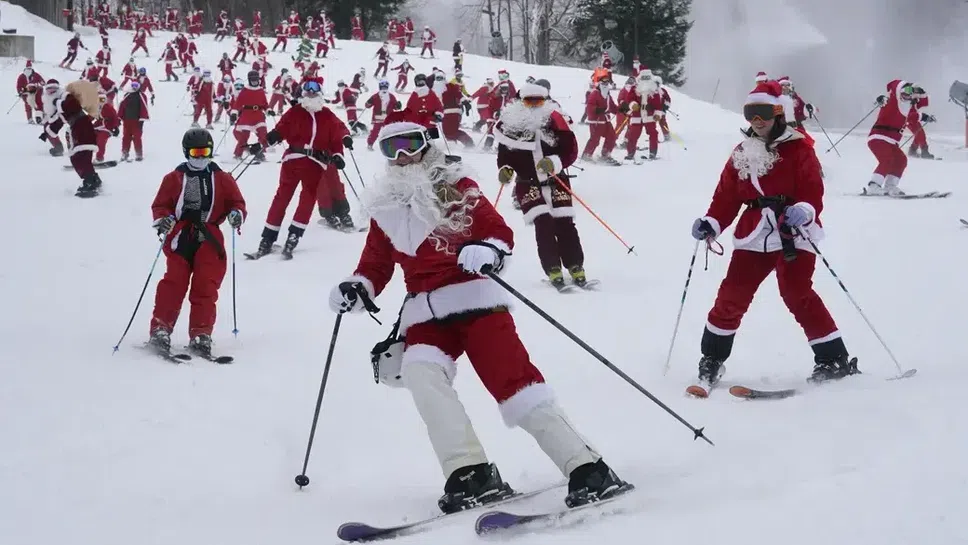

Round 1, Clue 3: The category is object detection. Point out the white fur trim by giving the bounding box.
[481,237,511,256]
[399,277,511,336]
[499,382,554,427]
[745,92,779,106]
[402,343,457,383]
[868,133,901,145]
[705,321,737,336]
[808,330,842,346]
[521,203,551,224]
[344,274,376,303]
[519,82,549,99]
[701,216,722,237]
[377,120,425,141]
[68,143,98,155]
[549,205,576,219]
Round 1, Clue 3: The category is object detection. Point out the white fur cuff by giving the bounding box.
[344,274,376,306]
[499,382,555,427]
[702,216,722,238]
[402,343,457,383]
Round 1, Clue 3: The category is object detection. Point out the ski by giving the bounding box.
[959,218,968,227]
[184,349,234,364]
[317,219,368,232]
[857,190,951,199]
[541,278,577,293]
[574,279,601,290]
[244,243,281,260]
[64,160,118,170]
[685,383,716,398]
[728,385,798,400]
[139,343,192,363]
[474,485,635,536]
[336,483,565,542]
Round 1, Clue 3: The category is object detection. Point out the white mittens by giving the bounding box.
[457,243,500,275]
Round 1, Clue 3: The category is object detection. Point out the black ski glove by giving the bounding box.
[330,154,346,170]
[342,135,353,149]
[111,127,120,137]
[229,112,238,124]
[248,142,263,155]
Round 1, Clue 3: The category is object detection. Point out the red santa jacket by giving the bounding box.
[230,86,269,131]
[268,104,346,168]
[152,163,247,258]
[194,81,214,105]
[702,128,824,254]
[95,101,119,133]
[869,79,911,145]
[343,176,513,336]
[406,90,443,124]
[584,87,617,123]
[48,92,97,155]
[364,91,400,123]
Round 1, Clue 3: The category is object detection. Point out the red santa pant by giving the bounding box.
[150,236,227,339]
[707,249,838,343]
[868,139,907,178]
[70,150,95,178]
[375,61,388,78]
[644,120,659,155]
[273,37,287,50]
[266,158,324,235]
[442,114,474,146]
[131,42,148,55]
[181,53,195,69]
[352,28,364,41]
[95,130,110,162]
[396,73,408,91]
[366,122,385,147]
[624,120,643,156]
[316,41,329,57]
[582,120,616,156]
[61,50,78,65]
[420,43,434,57]
[193,102,213,125]
[316,167,348,213]
[233,125,268,157]
[907,119,927,152]
[164,62,176,79]
[121,119,144,155]
[404,310,544,403]
[268,93,287,113]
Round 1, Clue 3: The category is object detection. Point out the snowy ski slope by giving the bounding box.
[1,3,966,544]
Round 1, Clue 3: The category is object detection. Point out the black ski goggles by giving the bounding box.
[743,103,780,122]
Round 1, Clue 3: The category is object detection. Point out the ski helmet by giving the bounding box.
[247,70,260,86]
[414,73,427,86]
[535,79,551,92]
[182,127,214,159]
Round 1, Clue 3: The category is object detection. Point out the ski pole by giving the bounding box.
[711,77,720,104]
[231,227,238,337]
[111,230,168,353]
[6,95,22,115]
[494,181,508,206]
[810,111,840,158]
[796,228,916,380]
[345,147,367,189]
[214,113,239,155]
[825,104,878,154]
[481,266,713,445]
[662,239,701,376]
[294,313,343,489]
[550,174,637,255]
[900,122,928,148]
[339,169,360,201]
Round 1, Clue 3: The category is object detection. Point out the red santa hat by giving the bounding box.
[745,81,783,106]
[519,82,549,99]
[776,75,791,86]
[755,71,768,83]
[633,55,640,62]
[24,60,32,68]
[377,108,435,141]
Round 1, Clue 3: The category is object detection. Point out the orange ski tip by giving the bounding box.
[685,385,709,398]
[728,386,753,397]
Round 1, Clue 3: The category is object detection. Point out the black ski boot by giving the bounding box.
[75,173,102,198]
[189,334,213,357]
[251,235,275,258]
[809,354,859,384]
[437,463,515,514]
[564,458,633,508]
[281,232,301,259]
[337,212,355,230]
[698,355,725,389]
[148,328,171,353]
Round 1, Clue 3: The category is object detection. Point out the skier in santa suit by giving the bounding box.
[147,128,247,358]
[93,91,119,163]
[16,61,45,124]
[864,80,921,196]
[363,83,401,149]
[117,80,150,161]
[581,74,620,164]
[640,78,666,160]
[905,86,934,159]
[495,82,589,289]
[419,26,436,57]
[351,16,364,40]
[192,69,215,129]
[328,108,632,512]
[689,81,857,393]
[246,80,348,258]
[43,79,103,197]
[440,79,474,148]
[406,74,444,127]
[229,70,271,161]
[776,76,814,146]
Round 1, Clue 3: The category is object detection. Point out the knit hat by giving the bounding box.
[745,81,783,106]
[755,71,768,83]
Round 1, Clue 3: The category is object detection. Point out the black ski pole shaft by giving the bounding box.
[662,239,701,376]
[340,169,360,201]
[826,104,878,154]
[900,123,927,148]
[231,228,238,337]
[295,313,343,488]
[796,229,915,380]
[214,114,238,155]
[112,234,168,353]
[347,148,366,189]
[482,268,713,445]
[810,112,840,158]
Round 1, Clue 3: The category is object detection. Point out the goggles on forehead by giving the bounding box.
[522,96,546,107]
[302,80,322,94]
[498,73,509,80]
[743,103,779,122]
[378,130,429,160]
[187,146,213,158]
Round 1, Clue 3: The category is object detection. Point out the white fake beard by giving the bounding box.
[415,85,429,97]
[42,90,62,118]
[299,93,326,112]
[498,100,557,146]
[731,135,779,180]
[360,146,478,255]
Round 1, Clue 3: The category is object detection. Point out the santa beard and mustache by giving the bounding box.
[360,145,480,253]
[299,93,327,112]
[496,100,557,146]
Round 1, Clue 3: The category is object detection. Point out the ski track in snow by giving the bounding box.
[1,3,966,544]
